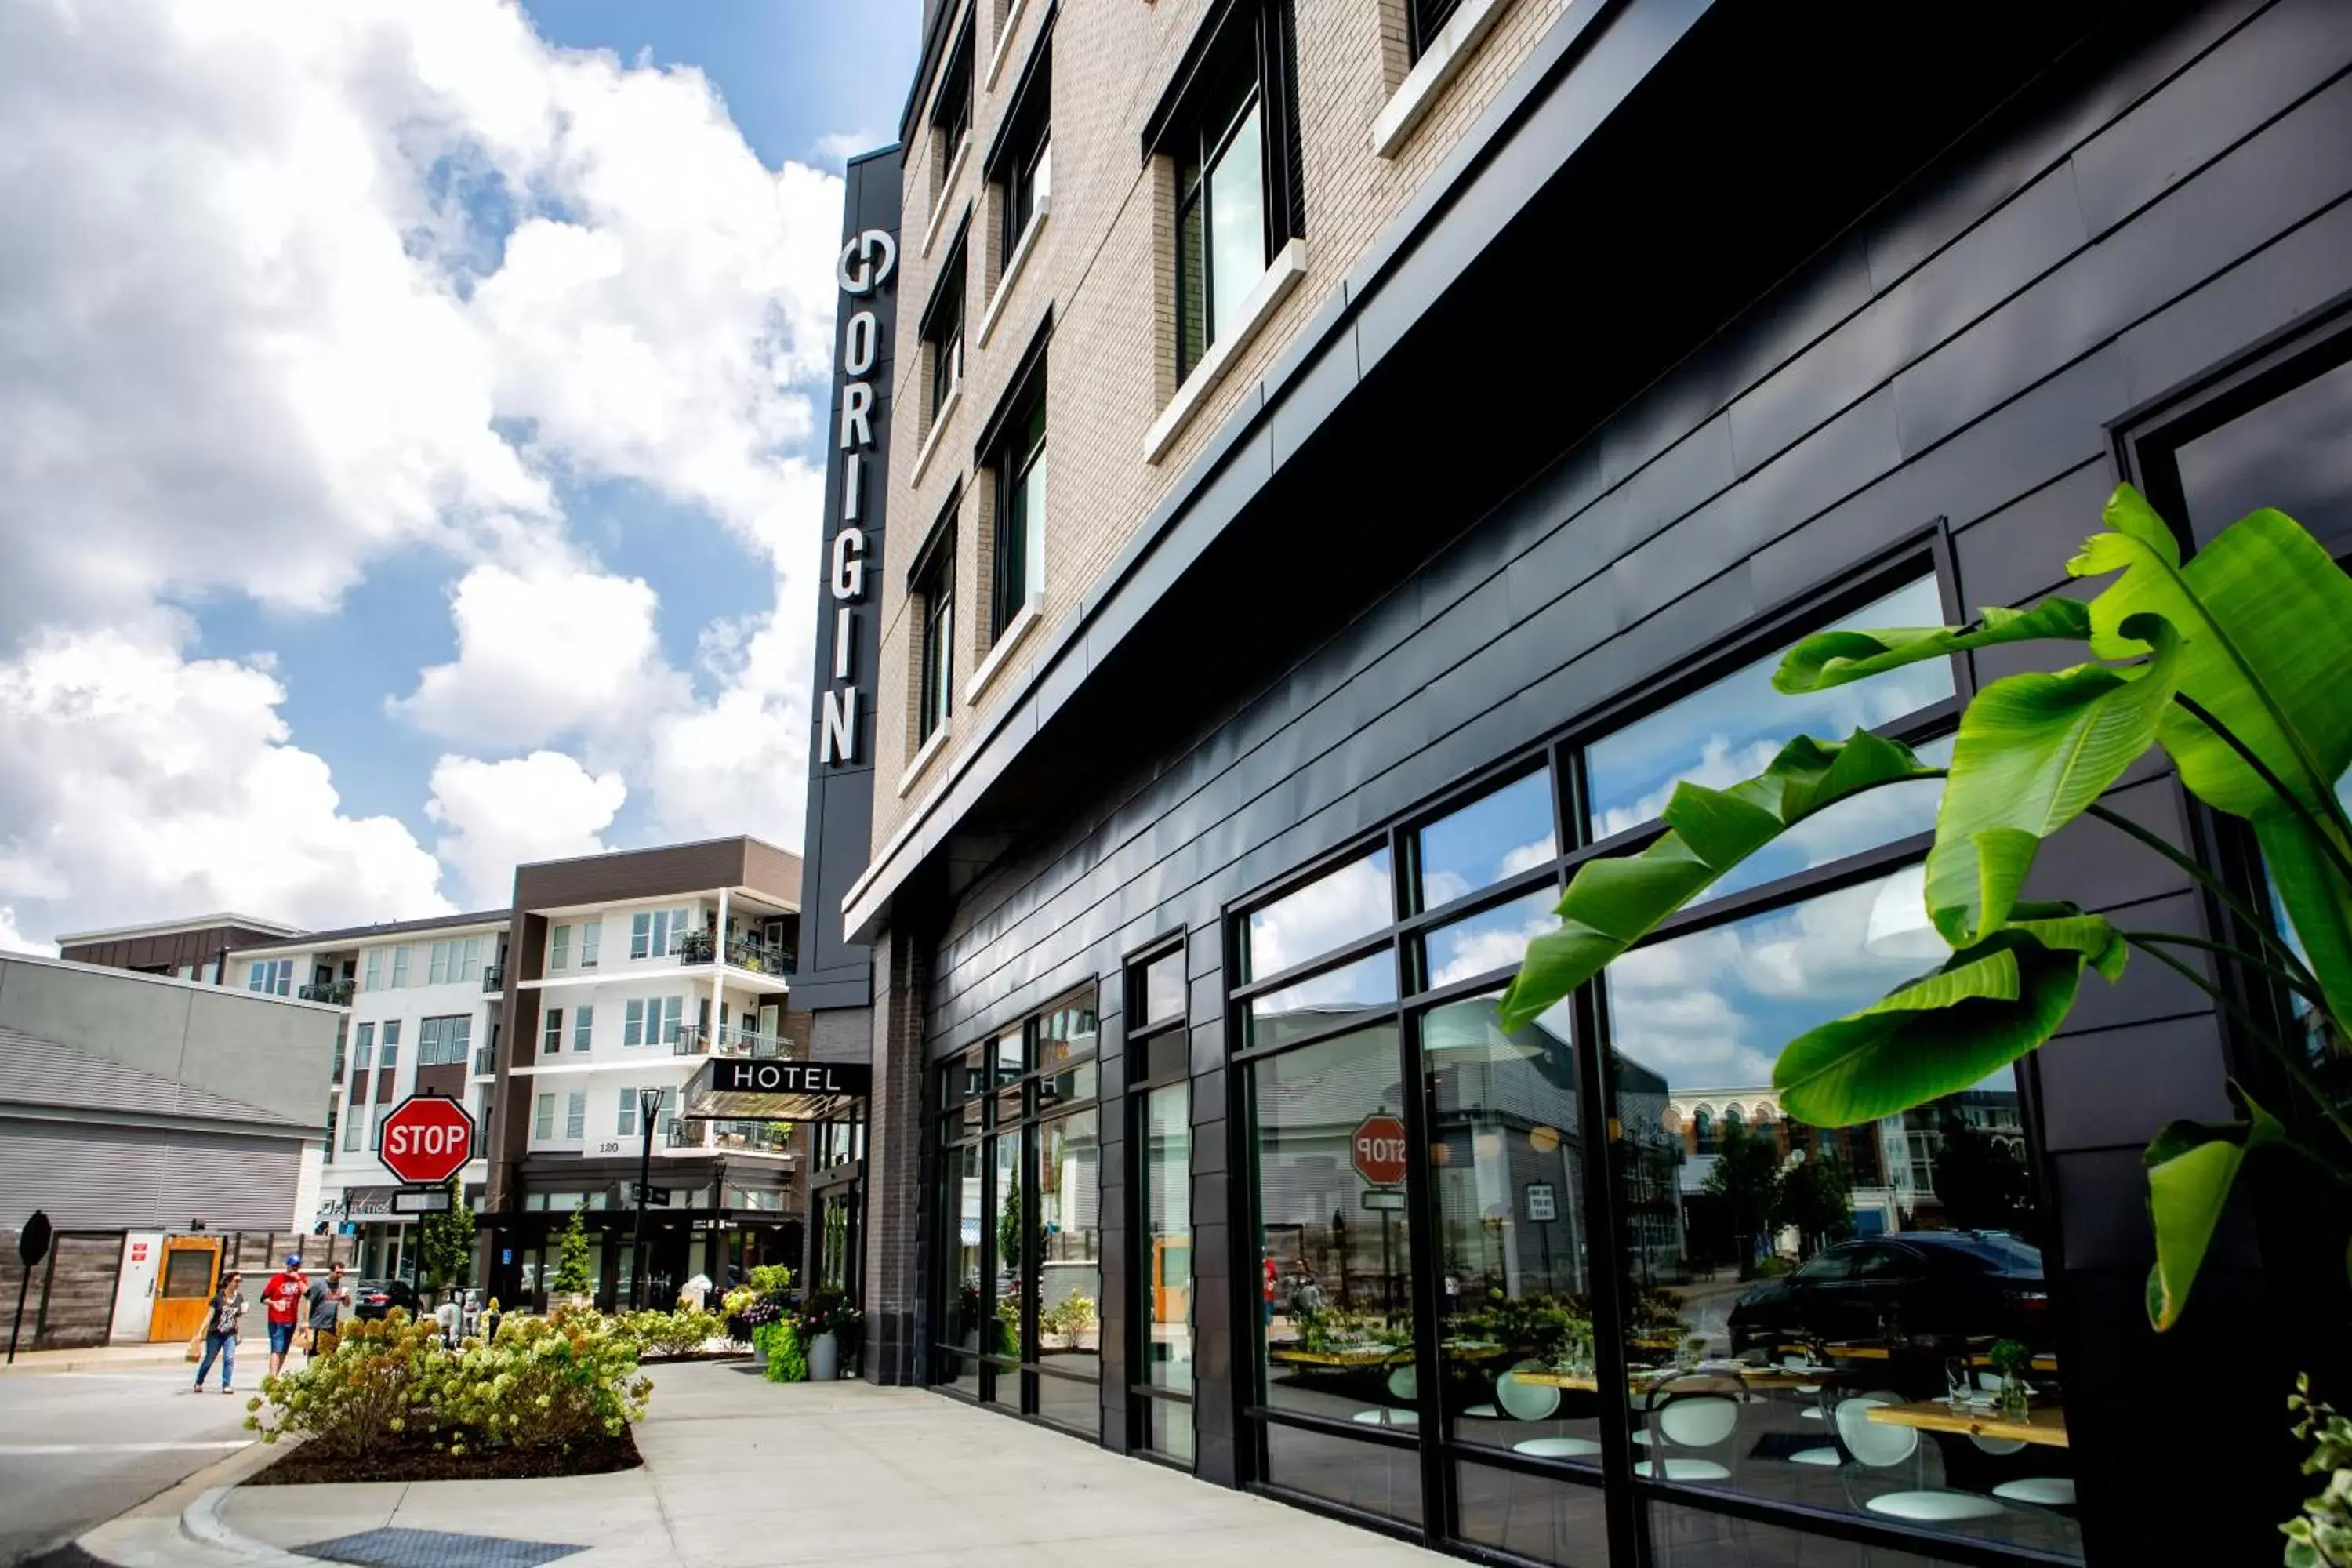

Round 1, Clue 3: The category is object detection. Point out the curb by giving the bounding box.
[180,1487,314,1566]
[71,1440,315,1567]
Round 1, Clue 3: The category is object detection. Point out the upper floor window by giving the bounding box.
[923,234,967,428]
[628,907,694,960]
[246,957,292,996]
[930,18,976,207]
[363,949,382,991]
[417,1014,471,1067]
[579,920,601,967]
[352,1022,375,1073]
[550,924,571,972]
[427,939,481,985]
[390,944,411,987]
[912,515,957,746]
[543,1007,564,1055]
[1406,0,1465,59]
[990,30,1051,267]
[378,1019,401,1073]
[988,379,1047,643]
[1155,0,1301,385]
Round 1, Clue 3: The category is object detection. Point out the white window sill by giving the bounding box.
[984,0,1028,89]
[1372,0,1519,158]
[909,377,963,486]
[965,597,1042,703]
[1145,238,1307,464]
[977,201,1050,350]
[898,721,953,798]
[921,134,972,260]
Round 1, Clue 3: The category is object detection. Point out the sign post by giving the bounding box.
[1351,1114,1409,1313]
[9,1210,52,1365]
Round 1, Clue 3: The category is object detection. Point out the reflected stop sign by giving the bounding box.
[1352,1112,1409,1188]
[378,1094,476,1185]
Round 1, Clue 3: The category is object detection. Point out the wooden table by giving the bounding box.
[1270,1346,1406,1368]
[1514,1367,1828,1394]
[1865,1399,2069,1448]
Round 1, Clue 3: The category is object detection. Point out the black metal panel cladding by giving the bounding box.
[894,0,2352,1562]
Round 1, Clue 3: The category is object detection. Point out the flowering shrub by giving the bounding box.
[245,1305,650,1457]
[620,1308,724,1359]
[751,1318,806,1382]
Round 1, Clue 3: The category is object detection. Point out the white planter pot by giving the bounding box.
[808,1330,840,1382]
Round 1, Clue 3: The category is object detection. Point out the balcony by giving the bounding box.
[473,1045,496,1076]
[666,1121,707,1150]
[711,1120,792,1156]
[678,933,796,977]
[298,978,355,1005]
[481,964,505,993]
[672,1024,793,1059]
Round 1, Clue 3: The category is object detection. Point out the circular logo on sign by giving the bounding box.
[837,229,898,295]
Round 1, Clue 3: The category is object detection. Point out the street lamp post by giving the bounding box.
[630,1085,664,1310]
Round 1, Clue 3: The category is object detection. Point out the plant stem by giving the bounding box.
[2083,801,2324,990]
[2124,935,2352,1149]
[2119,930,2338,1019]
[2173,694,2352,891]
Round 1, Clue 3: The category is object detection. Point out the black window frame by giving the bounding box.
[985,9,1054,270]
[988,377,1047,643]
[929,16,975,169]
[920,223,969,430]
[1142,0,1305,387]
[1219,532,2094,1567]
[1406,0,1467,61]
[909,489,960,746]
[1123,934,1196,1466]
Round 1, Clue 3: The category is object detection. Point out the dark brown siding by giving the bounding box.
[59,922,285,981]
[412,1063,467,1102]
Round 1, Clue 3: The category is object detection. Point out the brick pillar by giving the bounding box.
[861,927,931,1385]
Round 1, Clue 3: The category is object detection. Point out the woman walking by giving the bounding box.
[192,1270,245,1395]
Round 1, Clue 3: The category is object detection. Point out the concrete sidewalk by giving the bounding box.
[2,1344,195,1377]
[179,1362,1443,1566]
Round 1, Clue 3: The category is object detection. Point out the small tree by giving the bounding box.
[1701,1121,1784,1276]
[420,1176,475,1292]
[1777,1153,1854,1258]
[550,1210,593,1298]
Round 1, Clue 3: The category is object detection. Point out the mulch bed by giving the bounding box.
[245,1425,641,1486]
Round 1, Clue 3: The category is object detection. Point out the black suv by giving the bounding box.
[1726,1232,2049,1363]
[352,1278,421,1321]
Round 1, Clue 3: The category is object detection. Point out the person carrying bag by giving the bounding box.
[191,1271,246,1394]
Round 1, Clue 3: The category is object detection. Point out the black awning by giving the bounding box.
[682,1057,871,1123]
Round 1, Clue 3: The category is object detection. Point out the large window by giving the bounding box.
[1407,0,1467,60]
[990,27,1051,268]
[928,16,975,208]
[932,985,1099,1433]
[417,1014,471,1067]
[1230,566,2081,1561]
[922,234,966,429]
[912,514,956,747]
[989,381,1046,642]
[1129,942,1193,1464]
[1156,0,1300,385]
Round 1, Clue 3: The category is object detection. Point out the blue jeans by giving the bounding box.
[194,1331,236,1389]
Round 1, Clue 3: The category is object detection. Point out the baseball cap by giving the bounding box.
[285,1254,302,1266]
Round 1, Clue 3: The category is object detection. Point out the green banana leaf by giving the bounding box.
[2076,487,2352,825]
[2253,803,2352,1035]
[2143,1086,2282,1331]
[1923,615,2182,946]
[1771,910,2125,1126]
[1774,596,2092,695]
[1493,731,1934,1030]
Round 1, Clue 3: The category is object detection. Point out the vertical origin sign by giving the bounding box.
[791,145,899,1013]
[820,227,898,766]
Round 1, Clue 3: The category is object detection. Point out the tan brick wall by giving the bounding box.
[871,0,1571,852]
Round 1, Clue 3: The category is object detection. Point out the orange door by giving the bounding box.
[147,1240,221,1342]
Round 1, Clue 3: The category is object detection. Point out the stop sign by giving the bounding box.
[378,1094,476,1185]
[1352,1112,1409,1187]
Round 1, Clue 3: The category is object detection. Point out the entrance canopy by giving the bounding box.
[682,1057,871,1123]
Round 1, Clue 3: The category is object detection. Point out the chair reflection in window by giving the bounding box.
[1635,1370,1744,1482]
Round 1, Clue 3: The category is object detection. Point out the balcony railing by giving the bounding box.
[672,1025,793,1059]
[711,1121,792,1155]
[678,933,796,976]
[298,978,355,1005]
[473,1045,496,1076]
[481,964,505,993]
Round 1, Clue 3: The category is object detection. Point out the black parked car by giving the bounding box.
[1726,1232,2049,1365]
[351,1278,421,1321]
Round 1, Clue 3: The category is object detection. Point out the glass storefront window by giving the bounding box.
[1584,576,1953,843]
[1246,949,1396,1047]
[1250,1023,1413,1424]
[1263,1420,1422,1526]
[942,1142,982,1399]
[1422,885,1558,989]
[1602,872,2076,1558]
[1140,1082,1193,1399]
[1036,1109,1102,1394]
[989,1132,1025,1390]
[1417,767,1555,912]
[1241,847,1394,982]
[1140,950,1188,1028]
[1421,995,1597,1467]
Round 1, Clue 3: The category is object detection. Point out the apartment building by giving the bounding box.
[818,0,2352,1563]
[226,909,510,1279]
[481,837,811,1312]
[56,913,302,985]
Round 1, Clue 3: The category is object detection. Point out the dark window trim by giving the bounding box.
[988,371,1048,642]
[971,310,1055,466]
[1406,0,1468,61]
[982,0,1058,183]
[917,217,973,347]
[906,483,962,590]
[927,13,977,142]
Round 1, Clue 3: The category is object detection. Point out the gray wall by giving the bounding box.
[0,956,337,1129]
[0,1118,302,1232]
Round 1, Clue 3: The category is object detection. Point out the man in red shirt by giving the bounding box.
[262,1255,307,1376]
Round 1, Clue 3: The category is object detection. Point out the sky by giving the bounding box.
[0,0,918,950]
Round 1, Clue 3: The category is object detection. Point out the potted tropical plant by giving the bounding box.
[794,1290,864,1381]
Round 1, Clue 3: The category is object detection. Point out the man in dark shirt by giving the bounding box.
[304,1262,348,1362]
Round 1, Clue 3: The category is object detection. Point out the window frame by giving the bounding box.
[1123,935,1196,1465]
[987,375,1047,644]
[910,496,960,746]
[543,1007,564,1057]
[985,13,1054,268]
[1405,0,1467,60]
[922,227,968,429]
[1217,538,2084,1563]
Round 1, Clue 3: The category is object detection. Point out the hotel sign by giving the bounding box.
[683,1055,873,1123]
[819,228,898,767]
[713,1059,873,1097]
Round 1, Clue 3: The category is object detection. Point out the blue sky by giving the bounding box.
[0,1,926,941]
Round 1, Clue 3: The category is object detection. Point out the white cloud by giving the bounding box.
[0,1,847,938]
[426,751,626,908]
[0,627,449,942]
[0,909,58,958]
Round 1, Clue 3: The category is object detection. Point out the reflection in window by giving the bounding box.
[1246,949,1396,1047]
[988,1133,1025,1399]
[2173,353,2352,551]
[941,1141,982,1398]
[1601,871,2076,1557]
[1252,1024,1412,1423]
[1423,885,1559,989]
[1456,1462,1611,1565]
[1141,949,1187,1029]
[1036,1110,1101,1409]
[1585,578,1953,841]
[1423,996,1599,1465]
[1241,848,1393,981]
[1417,768,1555,910]
[1141,1083,1193,1461]
[1698,735,1954,906]
[1263,1420,1422,1526]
